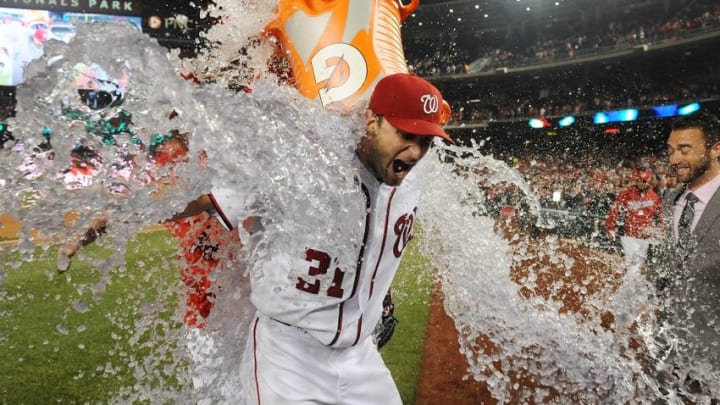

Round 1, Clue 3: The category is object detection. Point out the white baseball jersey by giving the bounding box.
[209,156,420,348]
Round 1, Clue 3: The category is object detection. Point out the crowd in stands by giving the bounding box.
[407,39,473,78]
[471,142,676,243]
[423,1,719,245]
[445,74,720,124]
[407,1,720,77]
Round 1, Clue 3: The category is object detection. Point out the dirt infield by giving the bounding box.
[0,214,22,240]
[415,229,626,404]
[416,285,495,404]
[0,214,166,245]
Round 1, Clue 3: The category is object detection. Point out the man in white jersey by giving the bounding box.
[173,73,453,404]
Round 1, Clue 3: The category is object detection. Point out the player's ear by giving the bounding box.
[365,109,378,136]
[711,140,720,160]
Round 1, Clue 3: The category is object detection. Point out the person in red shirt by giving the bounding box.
[55,130,236,394]
[146,130,231,329]
[60,130,232,328]
[605,170,663,276]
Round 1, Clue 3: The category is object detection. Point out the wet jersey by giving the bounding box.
[606,187,663,239]
[210,157,420,347]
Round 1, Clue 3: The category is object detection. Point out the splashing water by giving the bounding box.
[180,0,278,89]
[1,19,366,403]
[415,142,719,401]
[0,5,717,405]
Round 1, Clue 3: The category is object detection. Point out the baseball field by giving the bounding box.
[0,217,638,403]
[0,226,438,403]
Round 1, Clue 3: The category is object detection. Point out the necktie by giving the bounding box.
[678,192,699,247]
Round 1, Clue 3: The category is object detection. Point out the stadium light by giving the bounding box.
[593,109,638,124]
[529,118,550,128]
[652,104,678,118]
[678,103,701,116]
[616,109,639,122]
[593,112,609,124]
[558,116,576,127]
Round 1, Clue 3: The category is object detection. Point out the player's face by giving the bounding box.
[357,114,432,186]
[667,127,720,189]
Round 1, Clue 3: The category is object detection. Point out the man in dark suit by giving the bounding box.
[649,112,720,399]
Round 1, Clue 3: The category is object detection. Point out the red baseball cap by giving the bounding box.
[369,73,454,144]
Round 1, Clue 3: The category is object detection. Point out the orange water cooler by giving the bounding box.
[264,0,420,109]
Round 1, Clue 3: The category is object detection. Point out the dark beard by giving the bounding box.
[681,154,711,185]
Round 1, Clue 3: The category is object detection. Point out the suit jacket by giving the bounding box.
[651,184,720,371]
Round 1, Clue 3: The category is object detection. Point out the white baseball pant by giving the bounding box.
[241,314,402,405]
[620,235,650,273]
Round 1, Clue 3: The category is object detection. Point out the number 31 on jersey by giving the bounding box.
[296,248,346,298]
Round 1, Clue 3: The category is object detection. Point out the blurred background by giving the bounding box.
[402,0,719,249]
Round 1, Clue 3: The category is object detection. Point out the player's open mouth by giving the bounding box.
[392,159,412,174]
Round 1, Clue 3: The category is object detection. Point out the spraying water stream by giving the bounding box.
[0,3,717,404]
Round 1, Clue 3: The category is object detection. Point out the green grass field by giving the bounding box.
[0,230,435,404]
[382,239,436,404]
[0,232,183,403]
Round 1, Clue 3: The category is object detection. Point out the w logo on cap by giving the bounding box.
[368,73,454,143]
[421,94,439,114]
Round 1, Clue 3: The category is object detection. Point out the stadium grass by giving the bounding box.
[382,237,436,405]
[0,229,435,404]
[0,231,181,403]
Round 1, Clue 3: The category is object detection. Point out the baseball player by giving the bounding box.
[171,73,453,404]
[605,170,663,277]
